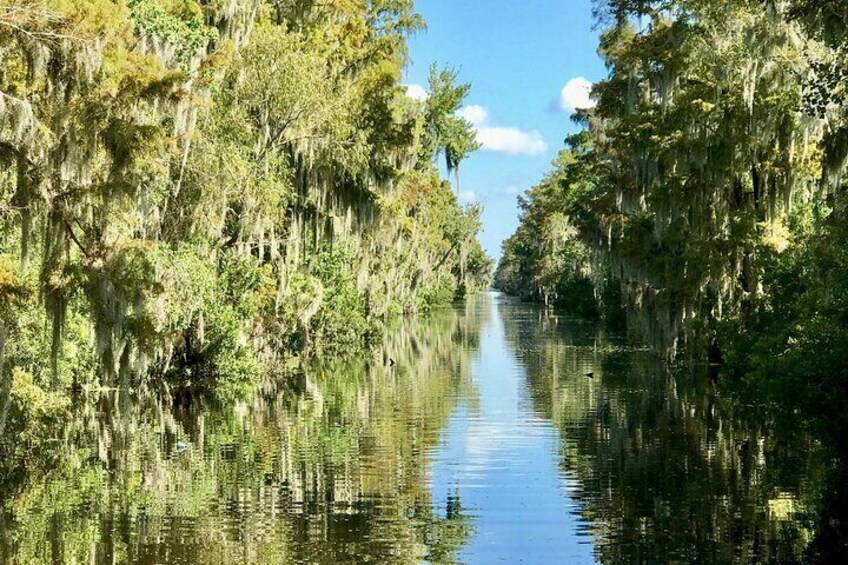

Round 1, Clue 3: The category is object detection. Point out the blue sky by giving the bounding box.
[403,0,607,259]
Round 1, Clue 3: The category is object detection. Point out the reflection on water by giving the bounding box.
[0,293,843,563]
[506,300,833,564]
[0,303,484,565]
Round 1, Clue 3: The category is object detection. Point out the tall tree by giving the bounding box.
[420,64,480,189]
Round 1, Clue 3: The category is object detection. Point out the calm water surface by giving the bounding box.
[0,292,839,563]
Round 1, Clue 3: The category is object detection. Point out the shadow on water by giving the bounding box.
[1,292,847,563]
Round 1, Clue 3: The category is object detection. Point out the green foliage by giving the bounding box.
[309,245,371,354]
[419,272,459,311]
[495,144,620,323]
[128,0,216,68]
[420,65,480,182]
[161,251,269,392]
[0,0,490,395]
[718,204,848,437]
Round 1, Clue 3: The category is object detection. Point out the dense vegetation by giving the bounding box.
[0,0,491,420]
[496,0,848,427]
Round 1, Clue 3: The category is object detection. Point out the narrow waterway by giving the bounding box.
[0,292,835,563]
[428,293,595,563]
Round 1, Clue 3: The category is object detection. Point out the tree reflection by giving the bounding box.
[0,301,487,564]
[503,301,840,564]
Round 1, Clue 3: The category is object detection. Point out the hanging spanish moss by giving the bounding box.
[498,0,848,373]
[1,0,491,393]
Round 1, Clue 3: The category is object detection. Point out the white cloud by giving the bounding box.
[404,83,428,102]
[457,104,489,127]
[559,77,596,112]
[476,127,548,156]
[458,105,548,156]
[458,190,479,205]
[501,185,521,196]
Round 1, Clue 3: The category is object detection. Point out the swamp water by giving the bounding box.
[0,292,841,564]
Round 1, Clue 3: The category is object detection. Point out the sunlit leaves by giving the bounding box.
[420,64,480,181]
[0,0,490,391]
